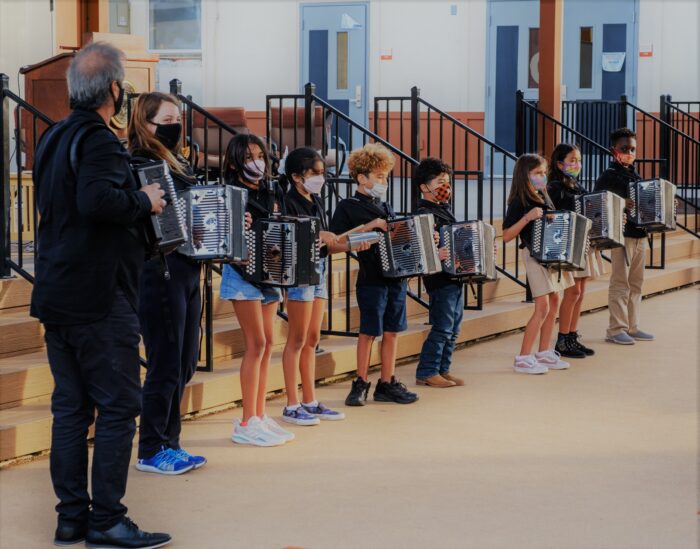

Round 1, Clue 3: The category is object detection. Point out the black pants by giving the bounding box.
[137,253,201,459]
[45,289,142,531]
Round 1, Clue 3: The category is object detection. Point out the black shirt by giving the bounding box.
[593,162,646,238]
[415,199,460,291]
[31,109,152,325]
[547,178,585,212]
[502,193,549,250]
[329,191,395,286]
[227,177,285,223]
[285,185,329,258]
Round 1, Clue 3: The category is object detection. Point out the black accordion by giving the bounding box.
[530,210,592,271]
[376,214,441,278]
[574,191,625,250]
[178,185,248,263]
[628,178,677,233]
[243,216,321,287]
[134,160,188,254]
[439,220,497,282]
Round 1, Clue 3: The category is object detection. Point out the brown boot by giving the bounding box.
[441,373,465,386]
[416,374,456,388]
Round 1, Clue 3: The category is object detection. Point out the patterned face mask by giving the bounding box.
[529,173,547,190]
[612,148,636,166]
[428,179,452,203]
[560,161,581,178]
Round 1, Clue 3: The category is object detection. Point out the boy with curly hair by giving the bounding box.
[330,143,419,406]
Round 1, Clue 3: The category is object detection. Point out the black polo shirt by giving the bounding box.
[547,178,585,212]
[329,191,394,286]
[285,186,329,258]
[593,162,646,238]
[502,193,549,250]
[226,178,285,223]
[415,198,461,291]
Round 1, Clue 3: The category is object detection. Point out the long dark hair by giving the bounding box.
[279,147,324,192]
[548,143,580,189]
[223,133,271,185]
[507,154,549,206]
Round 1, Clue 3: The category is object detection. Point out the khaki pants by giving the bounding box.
[608,237,647,337]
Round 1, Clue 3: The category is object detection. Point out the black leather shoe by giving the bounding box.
[555,333,586,359]
[374,376,419,404]
[572,332,595,356]
[54,523,87,546]
[86,517,171,549]
[345,377,371,406]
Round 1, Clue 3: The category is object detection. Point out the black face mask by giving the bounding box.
[154,122,182,151]
[113,81,125,115]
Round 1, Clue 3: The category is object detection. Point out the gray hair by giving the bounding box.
[67,42,125,111]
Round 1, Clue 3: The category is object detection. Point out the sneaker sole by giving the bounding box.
[86,540,171,549]
[134,463,194,475]
[231,435,285,447]
[629,336,655,341]
[540,364,570,370]
[345,400,366,407]
[54,539,85,546]
[513,367,548,374]
[605,337,635,345]
[280,416,321,426]
[373,395,419,404]
[316,414,346,421]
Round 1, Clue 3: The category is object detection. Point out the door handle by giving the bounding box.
[354,85,362,108]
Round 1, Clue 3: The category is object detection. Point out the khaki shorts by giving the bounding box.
[523,248,575,298]
[573,250,607,279]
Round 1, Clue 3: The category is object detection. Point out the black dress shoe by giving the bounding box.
[54,523,87,546]
[86,516,171,549]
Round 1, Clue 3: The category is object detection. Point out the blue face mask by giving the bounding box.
[529,174,547,190]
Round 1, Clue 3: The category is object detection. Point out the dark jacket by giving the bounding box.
[31,109,152,325]
[415,199,460,291]
[285,185,329,258]
[547,178,585,212]
[594,162,646,238]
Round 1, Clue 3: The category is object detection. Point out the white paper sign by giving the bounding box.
[602,52,626,72]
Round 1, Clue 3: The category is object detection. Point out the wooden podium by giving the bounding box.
[19,33,158,169]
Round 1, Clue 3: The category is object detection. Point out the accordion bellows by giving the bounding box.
[134,160,188,253]
[244,216,321,287]
[531,210,592,271]
[574,191,625,250]
[377,214,441,278]
[440,220,497,281]
[178,185,248,263]
[628,179,677,233]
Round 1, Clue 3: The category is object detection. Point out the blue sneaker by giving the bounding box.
[301,402,346,421]
[135,447,194,475]
[281,405,320,426]
[172,447,207,469]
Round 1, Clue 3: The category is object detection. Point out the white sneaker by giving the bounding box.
[535,349,570,370]
[513,355,548,374]
[261,415,296,442]
[231,416,286,447]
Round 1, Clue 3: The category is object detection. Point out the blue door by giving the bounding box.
[301,3,368,149]
[486,0,540,152]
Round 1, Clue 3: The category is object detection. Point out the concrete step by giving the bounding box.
[2,253,697,462]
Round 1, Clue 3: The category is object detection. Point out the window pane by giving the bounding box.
[579,27,593,89]
[149,0,201,51]
[337,32,348,89]
[528,28,539,89]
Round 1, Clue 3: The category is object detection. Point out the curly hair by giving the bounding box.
[610,127,636,146]
[414,157,452,191]
[347,143,395,180]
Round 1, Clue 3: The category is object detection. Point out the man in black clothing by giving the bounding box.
[31,42,171,549]
[594,128,654,345]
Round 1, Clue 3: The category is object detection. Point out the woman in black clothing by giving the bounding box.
[547,143,599,359]
[128,92,206,474]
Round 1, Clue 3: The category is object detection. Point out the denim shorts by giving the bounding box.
[356,281,408,337]
[287,258,328,302]
[220,263,281,304]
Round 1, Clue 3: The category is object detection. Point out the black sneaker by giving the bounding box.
[374,376,419,404]
[345,377,371,406]
[555,333,586,359]
[572,332,595,356]
[54,522,87,546]
[85,517,171,549]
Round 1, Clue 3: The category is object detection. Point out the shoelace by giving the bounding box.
[158,450,185,467]
[172,448,191,461]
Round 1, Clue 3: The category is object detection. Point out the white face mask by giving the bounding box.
[244,159,266,181]
[302,174,325,195]
[366,181,388,201]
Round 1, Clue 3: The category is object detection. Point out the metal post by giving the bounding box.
[1,74,11,278]
[659,94,671,180]
[515,90,525,156]
[169,78,182,96]
[620,94,628,129]
[304,82,315,147]
[410,86,421,211]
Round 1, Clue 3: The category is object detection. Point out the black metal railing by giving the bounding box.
[266,83,422,334]
[662,96,700,142]
[1,73,54,282]
[374,87,530,307]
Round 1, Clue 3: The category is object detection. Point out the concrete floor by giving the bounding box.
[0,286,697,549]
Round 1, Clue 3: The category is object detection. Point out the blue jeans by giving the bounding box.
[416,283,464,379]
